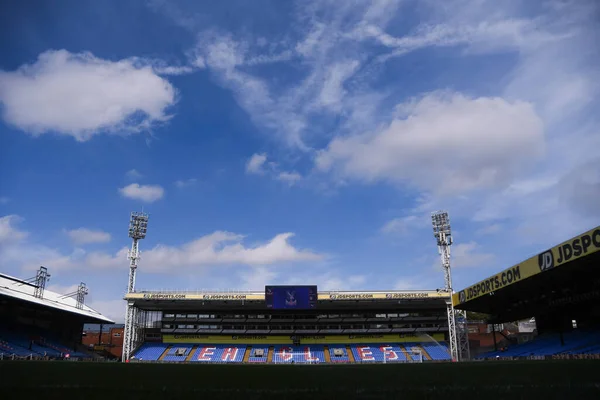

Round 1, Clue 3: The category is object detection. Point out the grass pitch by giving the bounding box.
[2,359,599,399]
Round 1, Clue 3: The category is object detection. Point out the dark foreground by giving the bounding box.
[2,360,600,400]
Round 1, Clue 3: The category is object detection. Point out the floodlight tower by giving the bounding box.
[33,266,51,299]
[59,282,88,309]
[76,282,88,309]
[122,211,149,362]
[432,211,470,362]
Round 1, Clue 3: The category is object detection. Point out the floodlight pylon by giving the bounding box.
[59,282,88,309]
[33,266,50,299]
[432,211,470,362]
[122,211,149,362]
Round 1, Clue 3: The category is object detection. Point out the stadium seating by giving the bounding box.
[421,342,452,361]
[0,327,89,358]
[190,345,245,362]
[0,339,35,357]
[328,346,350,362]
[272,345,325,363]
[478,330,600,358]
[162,344,194,362]
[350,344,408,362]
[247,346,269,363]
[134,343,169,361]
[127,341,453,363]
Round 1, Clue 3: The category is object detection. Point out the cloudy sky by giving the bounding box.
[0,0,598,322]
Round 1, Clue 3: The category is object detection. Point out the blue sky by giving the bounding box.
[0,0,598,322]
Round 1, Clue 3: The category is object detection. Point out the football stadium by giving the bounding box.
[1,217,600,399]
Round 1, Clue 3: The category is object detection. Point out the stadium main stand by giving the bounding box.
[124,288,453,363]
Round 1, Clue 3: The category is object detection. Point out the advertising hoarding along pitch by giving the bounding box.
[453,225,600,307]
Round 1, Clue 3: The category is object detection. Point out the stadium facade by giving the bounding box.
[125,289,453,363]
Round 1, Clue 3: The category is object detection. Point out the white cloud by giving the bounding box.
[245,153,302,185]
[559,157,600,219]
[126,169,143,179]
[315,60,360,113]
[0,215,28,244]
[246,153,268,174]
[1,220,322,274]
[47,283,80,296]
[65,228,111,245]
[88,299,125,323]
[394,277,429,291]
[118,183,165,202]
[136,232,321,271]
[476,224,502,236]
[450,242,495,269]
[0,50,176,141]
[174,178,197,188]
[277,171,302,186]
[316,92,544,195]
[381,215,426,235]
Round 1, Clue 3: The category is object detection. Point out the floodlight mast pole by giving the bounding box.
[432,211,470,362]
[122,211,148,362]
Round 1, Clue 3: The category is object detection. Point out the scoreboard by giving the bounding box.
[265,285,317,310]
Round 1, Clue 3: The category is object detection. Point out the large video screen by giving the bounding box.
[265,285,317,310]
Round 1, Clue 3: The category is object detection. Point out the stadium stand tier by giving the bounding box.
[0,271,112,359]
[125,287,454,363]
[130,341,452,363]
[455,224,600,359]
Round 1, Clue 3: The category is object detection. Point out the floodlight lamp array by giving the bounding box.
[128,212,149,240]
[431,211,452,246]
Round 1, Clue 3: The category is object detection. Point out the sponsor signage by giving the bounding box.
[454,226,600,306]
[162,333,445,344]
[125,293,264,301]
[126,291,449,301]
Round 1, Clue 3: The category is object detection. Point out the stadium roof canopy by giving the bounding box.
[125,290,450,312]
[0,273,113,324]
[453,225,600,323]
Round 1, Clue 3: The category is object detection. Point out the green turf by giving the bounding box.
[2,360,599,399]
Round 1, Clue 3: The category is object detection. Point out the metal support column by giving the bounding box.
[432,211,470,361]
[122,212,148,362]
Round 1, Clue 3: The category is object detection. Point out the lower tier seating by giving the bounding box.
[0,328,89,358]
[478,330,600,358]
[190,345,245,362]
[131,342,453,363]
